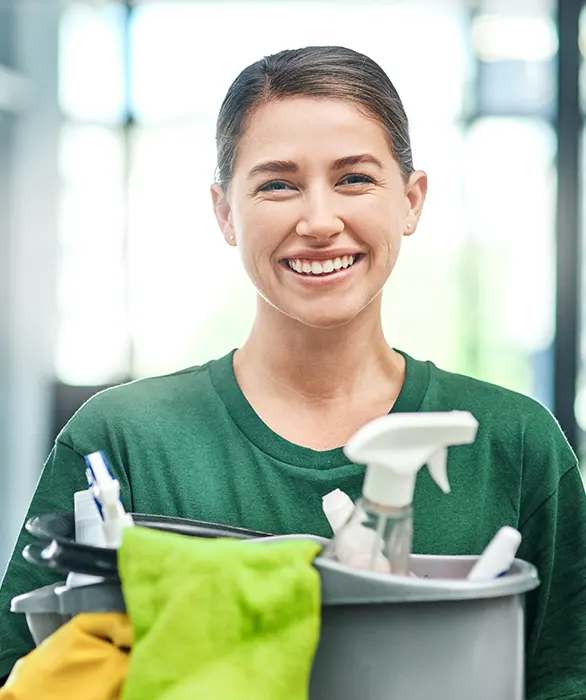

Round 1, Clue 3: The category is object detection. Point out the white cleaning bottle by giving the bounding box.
[85,451,134,548]
[322,488,391,573]
[322,489,355,534]
[328,411,479,575]
[66,489,107,588]
[467,526,522,581]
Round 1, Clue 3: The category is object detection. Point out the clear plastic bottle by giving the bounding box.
[332,498,413,574]
[325,412,479,575]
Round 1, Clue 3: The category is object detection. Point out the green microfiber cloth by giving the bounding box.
[118,527,321,700]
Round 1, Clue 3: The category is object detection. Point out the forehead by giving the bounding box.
[235,97,394,169]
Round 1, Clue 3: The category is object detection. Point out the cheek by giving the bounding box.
[234,212,281,282]
[349,201,402,245]
[236,203,294,254]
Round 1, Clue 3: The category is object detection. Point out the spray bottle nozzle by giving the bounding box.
[344,411,479,508]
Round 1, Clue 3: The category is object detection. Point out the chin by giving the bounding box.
[287,306,364,330]
[261,290,381,330]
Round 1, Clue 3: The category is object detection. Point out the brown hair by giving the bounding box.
[215,46,414,189]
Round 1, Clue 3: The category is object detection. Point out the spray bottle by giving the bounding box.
[327,411,478,575]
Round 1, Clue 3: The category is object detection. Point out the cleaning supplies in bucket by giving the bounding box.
[324,411,479,575]
[467,526,522,581]
[84,451,134,548]
[322,489,391,573]
[66,490,107,588]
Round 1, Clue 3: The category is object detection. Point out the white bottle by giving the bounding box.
[322,488,391,573]
[85,451,134,548]
[328,411,479,575]
[322,489,355,534]
[467,526,522,581]
[66,489,107,588]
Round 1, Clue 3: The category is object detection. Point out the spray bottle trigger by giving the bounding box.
[427,448,450,493]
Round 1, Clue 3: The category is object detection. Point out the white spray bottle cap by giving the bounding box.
[322,489,355,534]
[344,412,479,508]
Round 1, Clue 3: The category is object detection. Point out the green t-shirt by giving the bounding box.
[1,350,585,698]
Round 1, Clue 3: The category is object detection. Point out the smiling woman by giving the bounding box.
[212,94,426,337]
[1,45,586,699]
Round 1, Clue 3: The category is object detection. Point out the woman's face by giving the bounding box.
[211,97,427,329]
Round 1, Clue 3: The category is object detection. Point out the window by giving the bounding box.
[57,1,557,410]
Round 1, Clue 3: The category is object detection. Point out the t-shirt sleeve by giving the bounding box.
[0,440,88,679]
[520,463,586,700]
[0,420,132,682]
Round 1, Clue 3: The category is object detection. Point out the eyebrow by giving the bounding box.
[248,160,298,178]
[332,154,384,170]
[247,153,384,179]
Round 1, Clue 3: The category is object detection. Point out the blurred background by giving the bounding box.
[0,0,584,573]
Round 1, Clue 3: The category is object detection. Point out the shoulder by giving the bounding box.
[424,357,561,426]
[58,356,225,447]
[425,359,544,417]
[412,356,578,520]
[416,355,576,471]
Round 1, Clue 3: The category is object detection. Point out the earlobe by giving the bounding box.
[404,170,428,235]
[210,183,237,245]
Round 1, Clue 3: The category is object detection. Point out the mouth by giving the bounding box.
[281,253,364,278]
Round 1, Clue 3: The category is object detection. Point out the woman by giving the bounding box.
[1,46,585,697]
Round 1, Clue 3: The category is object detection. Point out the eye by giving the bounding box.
[258,180,293,192]
[338,173,376,186]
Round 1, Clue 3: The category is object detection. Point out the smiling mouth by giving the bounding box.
[283,254,362,276]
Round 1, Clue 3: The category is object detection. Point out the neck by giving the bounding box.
[235,296,404,404]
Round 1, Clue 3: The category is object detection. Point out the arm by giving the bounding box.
[520,464,586,700]
[0,433,131,680]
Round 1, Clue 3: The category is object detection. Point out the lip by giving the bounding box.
[281,254,364,287]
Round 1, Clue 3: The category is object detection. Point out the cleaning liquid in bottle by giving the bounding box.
[326,411,479,575]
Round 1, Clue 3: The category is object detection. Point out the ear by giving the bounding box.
[403,170,428,236]
[211,184,237,246]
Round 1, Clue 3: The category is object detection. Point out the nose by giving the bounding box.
[295,191,344,241]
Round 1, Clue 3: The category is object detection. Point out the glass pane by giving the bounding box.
[384,117,556,407]
[463,117,555,403]
[472,13,557,117]
[382,122,468,374]
[130,1,470,124]
[127,120,256,377]
[56,124,129,384]
[59,2,127,123]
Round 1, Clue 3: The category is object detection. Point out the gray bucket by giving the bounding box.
[11,579,126,646]
[12,537,538,700]
[311,553,538,700]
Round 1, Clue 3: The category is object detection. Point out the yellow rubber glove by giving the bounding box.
[0,612,132,700]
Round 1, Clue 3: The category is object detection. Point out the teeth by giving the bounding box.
[287,255,357,275]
